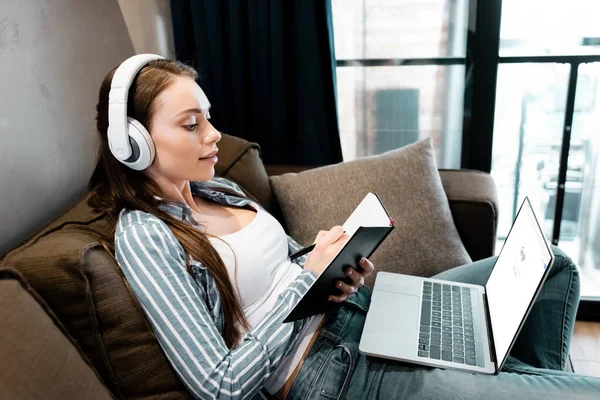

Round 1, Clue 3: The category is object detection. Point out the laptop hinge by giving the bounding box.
[482,293,497,366]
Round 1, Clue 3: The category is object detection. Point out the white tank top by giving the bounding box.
[208,203,324,394]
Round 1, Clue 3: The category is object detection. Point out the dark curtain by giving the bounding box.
[170,0,343,166]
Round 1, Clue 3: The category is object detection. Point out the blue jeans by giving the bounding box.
[287,246,600,399]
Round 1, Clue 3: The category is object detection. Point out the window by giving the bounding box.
[332,0,469,168]
[491,0,600,299]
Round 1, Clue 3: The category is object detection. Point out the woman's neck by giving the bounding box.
[153,177,201,214]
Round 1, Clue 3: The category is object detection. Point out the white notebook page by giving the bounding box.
[342,193,391,237]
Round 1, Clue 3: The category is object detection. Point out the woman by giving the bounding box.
[88,56,599,399]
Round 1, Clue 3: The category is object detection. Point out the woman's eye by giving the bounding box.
[183,124,198,131]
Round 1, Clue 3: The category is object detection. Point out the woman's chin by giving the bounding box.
[194,168,215,182]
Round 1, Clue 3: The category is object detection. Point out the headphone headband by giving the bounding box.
[108,54,164,161]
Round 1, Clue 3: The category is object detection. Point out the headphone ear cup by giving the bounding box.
[121,117,155,170]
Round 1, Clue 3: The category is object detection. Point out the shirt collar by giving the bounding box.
[155,180,230,230]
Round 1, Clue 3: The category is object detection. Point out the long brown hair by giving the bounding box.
[88,59,248,348]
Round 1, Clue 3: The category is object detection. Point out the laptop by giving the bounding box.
[359,197,555,374]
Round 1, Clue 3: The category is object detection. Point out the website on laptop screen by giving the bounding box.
[485,199,553,365]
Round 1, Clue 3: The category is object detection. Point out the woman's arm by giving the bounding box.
[115,217,317,400]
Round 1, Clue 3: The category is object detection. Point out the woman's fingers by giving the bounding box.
[344,266,364,286]
[358,257,375,277]
[329,270,362,303]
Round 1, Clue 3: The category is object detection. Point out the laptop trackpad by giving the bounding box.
[361,291,420,357]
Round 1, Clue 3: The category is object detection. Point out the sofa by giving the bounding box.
[0,133,499,399]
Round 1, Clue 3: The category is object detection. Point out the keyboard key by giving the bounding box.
[465,349,476,356]
[466,356,477,366]
[431,339,441,346]
[454,351,465,358]
[433,316,442,323]
[420,325,430,333]
[420,301,431,326]
[423,281,432,287]
[431,332,441,340]
[442,316,451,321]
[464,326,474,332]
[465,342,475,350]
[433,283,441,293]
[452,286,460,292]
[442,327,452,333]
[442,350,452,361]
[432,306,441,312]
[418,350,429,358]
[418,344,429,351]
[430,345,441,359]
[453,357,465,364]
[442,344,452,351]
[433,311,441,317]
[419,338,429,345]
[419,332,430,339]
[432,322,442,328]
[443,285,451,292]
[442,339,452,345]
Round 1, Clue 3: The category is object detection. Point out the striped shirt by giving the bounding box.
[114,177,317,399]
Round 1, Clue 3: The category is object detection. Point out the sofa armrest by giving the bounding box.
[439,169,499,262]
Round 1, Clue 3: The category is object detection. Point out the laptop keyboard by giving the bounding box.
[417,281,478,366]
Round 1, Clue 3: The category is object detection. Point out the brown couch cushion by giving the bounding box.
[0,268,113,400]
[270,138,472,287]
[0,200,189,399]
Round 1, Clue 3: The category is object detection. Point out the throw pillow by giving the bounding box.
[270,138,472,287]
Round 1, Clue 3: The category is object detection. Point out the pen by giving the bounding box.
[288,228,350,261]
[288,243,316,261]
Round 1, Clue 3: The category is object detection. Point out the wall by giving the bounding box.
[118,0,175,57]
[0,0,134,255]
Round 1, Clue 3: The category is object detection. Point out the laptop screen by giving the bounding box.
[485,198,553,367]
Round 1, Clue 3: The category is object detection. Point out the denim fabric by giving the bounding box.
[286,246,600,399]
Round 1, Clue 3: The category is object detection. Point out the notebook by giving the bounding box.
[283,193,395,323]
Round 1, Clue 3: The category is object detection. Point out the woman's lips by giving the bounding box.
[199,155,218,163]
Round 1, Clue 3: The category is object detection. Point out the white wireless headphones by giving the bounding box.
[108,53,164,170]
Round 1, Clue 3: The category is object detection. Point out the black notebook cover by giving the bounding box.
[283,224,394,323]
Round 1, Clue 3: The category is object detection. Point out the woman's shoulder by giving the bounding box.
[116,208,165,231]
[114,208,186,259]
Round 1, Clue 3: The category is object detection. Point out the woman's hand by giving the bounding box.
[303,225,375,303]
[304,226,350,276]
[328,257,375,303]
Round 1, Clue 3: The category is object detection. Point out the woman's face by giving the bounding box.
[145,76,221,184]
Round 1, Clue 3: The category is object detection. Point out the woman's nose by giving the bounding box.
[204,123,221,144]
